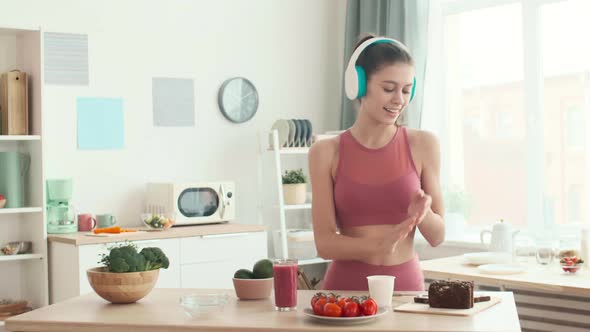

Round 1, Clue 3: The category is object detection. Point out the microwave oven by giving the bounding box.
[146,181,235,226]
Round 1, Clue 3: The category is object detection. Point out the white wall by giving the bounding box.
[0,0,347,226]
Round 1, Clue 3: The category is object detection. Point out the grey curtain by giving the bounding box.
[340,0,430,130]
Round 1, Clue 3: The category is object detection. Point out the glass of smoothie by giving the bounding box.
[273,258,298,311]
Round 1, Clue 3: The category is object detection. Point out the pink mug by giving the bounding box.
[78,214,97,232]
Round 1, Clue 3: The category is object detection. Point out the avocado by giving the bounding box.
[233,268,254,279]
[252,259,274,279]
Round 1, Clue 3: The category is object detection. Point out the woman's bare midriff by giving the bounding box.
[340,224,417,265]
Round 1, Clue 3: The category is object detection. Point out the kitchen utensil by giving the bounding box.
[87,267,159,304]
[180,293,229,318]
[9,241,32,254]
[0,152,30,208]
[232,277,273,300]
[480,219,520,254]
[97,214,117,228]
[292,119,300,147]
[269,120,289,149]
[273,258,298,311]
[477,264,526,275]
[287,120,296,147]
[304,119,313,146]
[46,179,77,234]
[394,297,501,316]
[463,252,512,265]
[77,214,97,232]
[367,275,395,308]
[303,307,387,324]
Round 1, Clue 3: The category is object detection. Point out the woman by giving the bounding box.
[309,34,445,291]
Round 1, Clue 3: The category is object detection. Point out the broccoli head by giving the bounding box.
[104,245,146,273]
[140,247,170,270]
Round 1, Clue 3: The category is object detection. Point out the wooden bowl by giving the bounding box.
[87,267,159,304]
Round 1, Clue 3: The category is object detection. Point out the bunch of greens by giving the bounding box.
[282,168,307,184]
[99,242,169,273]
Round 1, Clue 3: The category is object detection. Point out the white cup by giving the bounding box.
[367,275,395,308]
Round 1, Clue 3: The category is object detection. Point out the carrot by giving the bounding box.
[93,226,121,234]
[121,229,137,233]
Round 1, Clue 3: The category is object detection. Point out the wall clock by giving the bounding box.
[218,77,259,123]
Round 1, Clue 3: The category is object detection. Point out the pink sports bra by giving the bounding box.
[334,127,421,228]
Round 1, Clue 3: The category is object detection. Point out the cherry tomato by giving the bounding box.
[343,301,361,317]
[361,298,378,316]
[313,297,327,316]
[310,292,326,308]
[336,297,348,309]
[326,293,337,303]
[323,303,342,317]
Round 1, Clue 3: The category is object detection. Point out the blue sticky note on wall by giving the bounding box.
[77,98,124,149]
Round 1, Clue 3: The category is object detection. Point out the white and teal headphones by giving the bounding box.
[344,37,416,101]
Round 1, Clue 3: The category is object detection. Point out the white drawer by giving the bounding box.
[180,232,266,265]
[181,261,238,289]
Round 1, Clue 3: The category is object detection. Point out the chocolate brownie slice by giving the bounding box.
[428,280,474,309]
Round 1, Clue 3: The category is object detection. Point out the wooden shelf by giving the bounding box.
[0,254,43,262]
[268,147,310,154]
[0,135,41,141]
[0,207,43,215]
[283,204,311,210]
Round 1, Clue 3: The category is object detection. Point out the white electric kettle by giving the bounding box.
[480,219,520,254]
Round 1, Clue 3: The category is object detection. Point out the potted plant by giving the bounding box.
[86,242,169,304]
[282,168,307,205]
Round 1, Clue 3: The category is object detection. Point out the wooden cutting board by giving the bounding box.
[393,297,502,316]
[0,301,27,314]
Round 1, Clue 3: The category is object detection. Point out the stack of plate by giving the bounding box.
[269,119,313,148]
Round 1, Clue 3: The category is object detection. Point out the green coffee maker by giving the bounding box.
[46,179,77,234]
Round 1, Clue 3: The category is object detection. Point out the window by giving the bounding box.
[424,0,590,237]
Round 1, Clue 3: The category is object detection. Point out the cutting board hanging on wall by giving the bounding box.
[393,297,502,316]
[0,70,29,135]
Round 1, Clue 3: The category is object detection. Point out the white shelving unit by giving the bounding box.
[268,130,330,266]
[0,27,48,308]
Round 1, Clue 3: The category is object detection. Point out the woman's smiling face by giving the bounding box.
[360,62,415,125]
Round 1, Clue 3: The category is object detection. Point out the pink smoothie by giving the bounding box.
[273,263,298,308]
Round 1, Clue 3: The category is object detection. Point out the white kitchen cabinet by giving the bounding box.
[49,231,267,304]
[179,232,267,289]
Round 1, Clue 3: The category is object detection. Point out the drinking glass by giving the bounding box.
[535,239,556,265]
[273,258,298,311]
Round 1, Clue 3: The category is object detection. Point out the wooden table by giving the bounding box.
[5,289,521,332]
[420,255,590,297]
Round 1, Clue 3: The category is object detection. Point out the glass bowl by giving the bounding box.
[559,257,584,274]
[179,293,229,318]
[1,243,20,255]
[140,213,175,230]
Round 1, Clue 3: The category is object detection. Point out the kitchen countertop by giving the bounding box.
[421,255,590,296]
[5,289,520,332]
[48,223,267,246]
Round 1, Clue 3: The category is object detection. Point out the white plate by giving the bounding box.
[270,120,290,148]
[463,252,512,266]
[478,264,526,275]
[303,307,387,325]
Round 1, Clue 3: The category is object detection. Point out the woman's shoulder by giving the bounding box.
[405,127,439,150]
[309,135,340,164]
[406,127,439,155]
